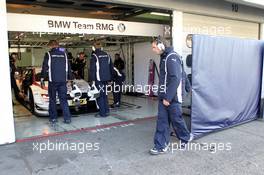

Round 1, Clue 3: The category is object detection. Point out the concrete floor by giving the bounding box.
[1,116,264,175]
[6,95,264,174]
[14,95,159,140]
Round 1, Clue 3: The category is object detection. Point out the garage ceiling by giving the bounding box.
[8,32,152,48]
[6,0,171,23]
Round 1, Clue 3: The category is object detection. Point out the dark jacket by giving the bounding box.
[158,47,182,103]
[9,57,20,94]
[89,49,113,82]
[41,47,72,83]
[112,67,125,84]
[72,58,86,79]
[114,58,125,71]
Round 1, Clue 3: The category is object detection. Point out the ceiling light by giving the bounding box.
[150,12,170,17]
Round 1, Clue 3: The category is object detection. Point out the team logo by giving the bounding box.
[117,23,126,33]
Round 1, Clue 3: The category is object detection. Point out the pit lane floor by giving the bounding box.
[1,114,264,175]
[14,95,160,140]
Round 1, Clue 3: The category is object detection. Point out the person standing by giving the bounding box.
[40,40,73,124]
[9,53,22,102]
[149,37,191,155]
[72,52,86,79]
[89,40,113,117]
[111,53,125,108]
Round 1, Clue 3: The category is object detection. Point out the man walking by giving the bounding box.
[150,37,191,155]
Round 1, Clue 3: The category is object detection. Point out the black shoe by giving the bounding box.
[63,119,71,124]
[149,146,169,155]
[110,103,120,108]
[170,131,177,137]
[94,113,107,118]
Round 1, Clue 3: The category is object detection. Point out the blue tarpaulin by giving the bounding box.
[191,35,264,138]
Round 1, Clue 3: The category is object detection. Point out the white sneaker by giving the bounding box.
[188,133,194,142]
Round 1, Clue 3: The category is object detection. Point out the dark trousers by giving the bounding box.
[154,100,190,150]
[11,75,20,100]
[48,82,71,121]
[113,82,122,104]
[95,81,109,117]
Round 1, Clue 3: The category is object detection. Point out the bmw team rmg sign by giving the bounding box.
[7,13,166,37]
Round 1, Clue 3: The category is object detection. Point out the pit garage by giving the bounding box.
[6,1,173,140]
[2,0,262,142]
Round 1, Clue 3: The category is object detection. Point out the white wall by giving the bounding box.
[0,0,15,145]
[134,42,159,94]
[181,13,260,75]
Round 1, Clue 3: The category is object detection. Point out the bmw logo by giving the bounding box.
[118,23,126,33]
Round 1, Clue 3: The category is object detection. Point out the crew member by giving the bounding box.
[89,40,113,117]
[149,37,191,155]
[72,52,86,79]
[9,53,22,102]
[41,40,73,124]
[111,53,125,108]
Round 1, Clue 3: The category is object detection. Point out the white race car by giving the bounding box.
[15,67,99,116]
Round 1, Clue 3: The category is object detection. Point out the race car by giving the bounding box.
[15,67,99,116]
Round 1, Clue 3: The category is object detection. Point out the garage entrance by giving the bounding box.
[7,12,171,140]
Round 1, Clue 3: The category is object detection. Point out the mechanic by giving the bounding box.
[149,36,191,155]
[40,40,73,124]
[67,51,74,68]
[89,40,113,118]
[111,53,125,108]
[72,52,86,79]
[9,52,22,102]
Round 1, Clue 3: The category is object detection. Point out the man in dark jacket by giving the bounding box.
[41,40,73,124]
[111,53,125,108]
[90,40,113,117]
[9,53,22,102]
[149,37,191,155]
[72,52,86,79]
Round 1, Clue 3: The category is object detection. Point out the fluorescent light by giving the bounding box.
[243,0,264,6]
[10,44,31,47]
[9,48,27,52]
[65,36,71,39]
[150,12,170,17]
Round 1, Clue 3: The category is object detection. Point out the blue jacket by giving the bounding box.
[41,47,72,83]
[90,49,113,82]
[158,47,183,103]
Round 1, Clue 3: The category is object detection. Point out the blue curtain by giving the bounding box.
[191,35,264,138]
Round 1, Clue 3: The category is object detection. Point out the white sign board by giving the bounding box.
[7,13,165,37]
